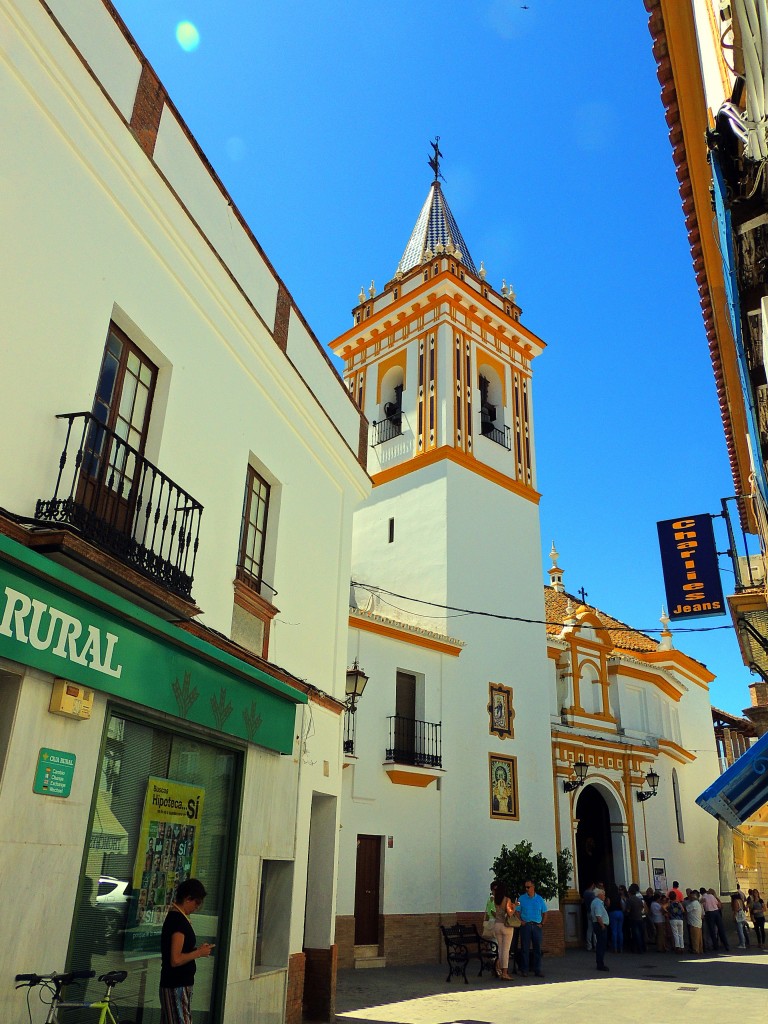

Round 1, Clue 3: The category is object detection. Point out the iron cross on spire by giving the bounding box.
[577,587,589,603]
[428,137,445,182]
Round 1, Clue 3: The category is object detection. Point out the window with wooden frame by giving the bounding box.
[93,323,157,454]
[78,323,157,527]
[237,465,271,591]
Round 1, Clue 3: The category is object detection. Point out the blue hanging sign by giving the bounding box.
[657,514,725,619]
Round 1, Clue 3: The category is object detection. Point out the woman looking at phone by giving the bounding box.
[160,877,214,1023]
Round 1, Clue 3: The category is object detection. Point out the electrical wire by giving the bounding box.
[742,154,767,198]
[364,589,470,621]
[721,23,739,77]
[351,581,735,634]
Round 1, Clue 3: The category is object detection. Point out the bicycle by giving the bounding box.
[15,969,133,1023]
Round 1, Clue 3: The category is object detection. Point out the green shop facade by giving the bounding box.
[0,532,309,1023]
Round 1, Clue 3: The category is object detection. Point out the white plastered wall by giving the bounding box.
[341,454,557,919]
[0,0,368,696]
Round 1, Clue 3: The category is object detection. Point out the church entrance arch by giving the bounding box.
[575,782,628,891]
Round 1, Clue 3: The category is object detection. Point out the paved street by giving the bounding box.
[335,947,768,1023]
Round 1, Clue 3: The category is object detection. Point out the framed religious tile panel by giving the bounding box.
[487,682,515,740]
[489,753,519,820]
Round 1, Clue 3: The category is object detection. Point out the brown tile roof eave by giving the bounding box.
[644,0,748,518]
[711,704,755,731]
[543,587,658,653]
[176,620,344,714]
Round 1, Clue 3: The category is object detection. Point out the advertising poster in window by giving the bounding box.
[125,776,205,956]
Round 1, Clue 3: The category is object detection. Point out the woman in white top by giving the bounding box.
[492,882,518,981]
[732,892,749,948]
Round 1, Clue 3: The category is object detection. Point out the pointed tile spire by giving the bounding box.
[396,145,477,276]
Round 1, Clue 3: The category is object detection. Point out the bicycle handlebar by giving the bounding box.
[15,969,95,987]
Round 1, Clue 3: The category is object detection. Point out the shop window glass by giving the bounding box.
[67,712,239,1024]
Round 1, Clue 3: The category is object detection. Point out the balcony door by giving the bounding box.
[78,324,157,532]
[395,671,416,762]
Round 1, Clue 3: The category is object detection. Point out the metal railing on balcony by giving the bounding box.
[35,412,203,598]
[371,416,402,447]
[722,495,766,590]
[480,423,511,450]
[386,715,442,768]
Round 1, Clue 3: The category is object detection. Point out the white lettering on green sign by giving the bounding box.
[0,586,123,678]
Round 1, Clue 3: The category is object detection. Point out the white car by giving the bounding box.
[97,876,130,944]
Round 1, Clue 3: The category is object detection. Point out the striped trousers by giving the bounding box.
[160,985,193,1024]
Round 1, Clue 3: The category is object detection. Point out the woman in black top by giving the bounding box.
[160,878,214,1024]
[751,889,766,948]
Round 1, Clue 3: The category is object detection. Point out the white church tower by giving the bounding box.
[330,144,559,967]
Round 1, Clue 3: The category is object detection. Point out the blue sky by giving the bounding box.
[112,1,749,712]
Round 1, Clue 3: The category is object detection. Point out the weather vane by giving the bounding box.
[428,137,445,182]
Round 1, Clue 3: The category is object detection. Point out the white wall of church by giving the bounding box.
[337,630,449,916]
[342,453,558,922]
[350,469,449,608]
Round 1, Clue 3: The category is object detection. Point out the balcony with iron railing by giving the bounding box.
[34,412,203,599]
[371,415,403,447]
[721,496,768,681]
[480,422,511,450]
[386,714,442,769]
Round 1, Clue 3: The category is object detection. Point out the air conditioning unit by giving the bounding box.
[738,554,766,587]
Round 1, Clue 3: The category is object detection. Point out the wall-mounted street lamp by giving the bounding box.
[563,758,589,793]
[345,660,369,712]
[637,768,660,802]
[343,660,369,756]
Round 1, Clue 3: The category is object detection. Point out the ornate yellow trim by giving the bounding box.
[376,350,407,403]
[371,444,541,502]
[617,663,685,703]
[632,648,713,687]
[350,612,463,656]
[658,738,697,764]
[385,767,441,787]
[552,731,657,760]
[477,349,508,405]
[331,271,546,362]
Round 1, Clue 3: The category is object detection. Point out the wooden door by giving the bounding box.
[354,835,381,945]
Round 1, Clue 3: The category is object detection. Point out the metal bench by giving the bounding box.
[440,923,498,983]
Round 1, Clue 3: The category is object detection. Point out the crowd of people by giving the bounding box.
[581,880,766,969]
[484,878,766,980]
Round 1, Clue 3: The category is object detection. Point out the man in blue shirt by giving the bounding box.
[517,879,548,977]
